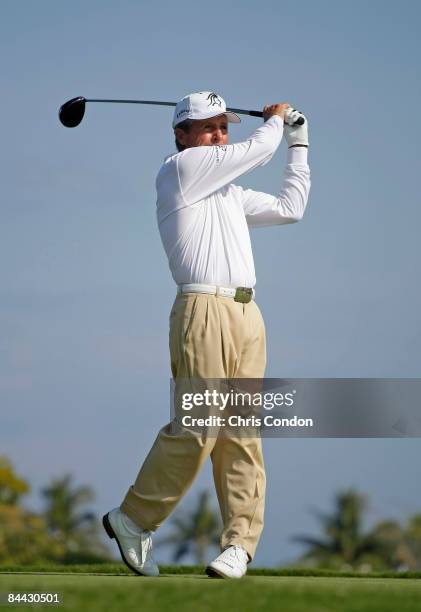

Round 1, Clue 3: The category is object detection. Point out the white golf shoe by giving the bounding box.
[206,545,249,579]
[103,508,159,577]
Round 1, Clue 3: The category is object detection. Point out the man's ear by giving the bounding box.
[174,127,187,146]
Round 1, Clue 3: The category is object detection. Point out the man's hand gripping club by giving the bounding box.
[263,103,309,148]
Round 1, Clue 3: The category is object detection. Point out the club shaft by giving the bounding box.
[85,98,264,118]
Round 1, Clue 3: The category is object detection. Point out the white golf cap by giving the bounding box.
[172,91,241,128]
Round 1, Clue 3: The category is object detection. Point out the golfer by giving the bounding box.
[103,91,311,578]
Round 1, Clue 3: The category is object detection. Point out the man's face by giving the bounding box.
[175,114,229,149]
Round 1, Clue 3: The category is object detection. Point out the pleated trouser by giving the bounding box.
[120,292,266,560]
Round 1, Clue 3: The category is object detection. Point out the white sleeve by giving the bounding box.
[241,147,311,227]
[175,116,284,205]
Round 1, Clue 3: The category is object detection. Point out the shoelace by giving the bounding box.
[220,545,247,564]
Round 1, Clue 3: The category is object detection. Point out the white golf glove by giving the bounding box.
[284,108,309,147]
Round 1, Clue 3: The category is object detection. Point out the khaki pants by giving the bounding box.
[120,293,267,560]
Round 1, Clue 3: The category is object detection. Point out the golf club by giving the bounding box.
[58,96,305,128]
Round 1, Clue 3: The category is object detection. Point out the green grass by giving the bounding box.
[1,563,421,578]
[0,567,420,612]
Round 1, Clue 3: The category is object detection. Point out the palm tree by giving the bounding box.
[294,491,421,571]
[292,490,379,568]
[157,490,221,564]
[41,474,108,561]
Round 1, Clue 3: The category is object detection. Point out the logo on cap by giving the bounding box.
[207,93,222,108]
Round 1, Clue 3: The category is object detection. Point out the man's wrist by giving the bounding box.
[288,144,308,148]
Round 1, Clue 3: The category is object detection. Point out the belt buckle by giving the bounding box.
[234,287,252,304]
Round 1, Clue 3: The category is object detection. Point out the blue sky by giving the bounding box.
[1,0,420,566]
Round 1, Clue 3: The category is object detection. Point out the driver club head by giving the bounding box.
[59,96,86,127]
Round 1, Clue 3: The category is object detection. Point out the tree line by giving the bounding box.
[0,456,109,564]
[1,456,420,570]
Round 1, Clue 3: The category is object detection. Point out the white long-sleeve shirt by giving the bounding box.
[156,115,310,288]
